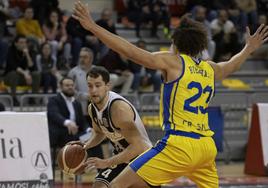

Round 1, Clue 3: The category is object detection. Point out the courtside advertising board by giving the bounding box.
[0,112,53,187]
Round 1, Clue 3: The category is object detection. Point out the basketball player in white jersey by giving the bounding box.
[80,66,154,188]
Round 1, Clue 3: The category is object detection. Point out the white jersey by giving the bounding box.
[88,91,149,154]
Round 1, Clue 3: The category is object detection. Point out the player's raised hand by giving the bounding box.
[245,24,268,53]
[72,1,94,30]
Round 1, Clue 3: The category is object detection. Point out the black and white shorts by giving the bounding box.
[95,163,128,187]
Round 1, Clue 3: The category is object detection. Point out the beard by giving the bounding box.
[62,90,75,97]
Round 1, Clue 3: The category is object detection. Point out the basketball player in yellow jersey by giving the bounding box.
[73,1,268,187]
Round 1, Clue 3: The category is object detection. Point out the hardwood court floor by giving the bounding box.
[54,162,268,188]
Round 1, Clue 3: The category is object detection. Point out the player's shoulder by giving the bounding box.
[110,99,131,112]
[153,51,182,65]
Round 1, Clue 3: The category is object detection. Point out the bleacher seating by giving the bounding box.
[0,94,14,111]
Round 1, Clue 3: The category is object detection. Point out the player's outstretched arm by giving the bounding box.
[208,24,268,80]
[72,1,167,70]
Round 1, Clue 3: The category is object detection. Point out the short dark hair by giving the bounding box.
[59,76,73,86]
[81,47,94,57]
[14,34,26,43]
[172,16,208,57]
[87,66,110,84]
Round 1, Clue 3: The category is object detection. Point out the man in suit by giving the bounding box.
[47,77,87,148]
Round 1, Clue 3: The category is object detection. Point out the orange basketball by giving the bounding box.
[57,144,87,175]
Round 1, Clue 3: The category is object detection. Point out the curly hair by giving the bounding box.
[172,16,208,57]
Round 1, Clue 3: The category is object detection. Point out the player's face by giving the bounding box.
[87,75,109,105]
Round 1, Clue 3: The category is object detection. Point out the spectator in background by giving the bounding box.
[152,0,171,38]
[0,0,9,37]
[257,0,268,17]
[98,50,134,94]
[68,47,94,116]
[211,9,240,61]
[68,48,104,159]
[129,40,161,92]
[4,35,40,103]
[235,0,258,32]
[16,6,45,51]
[0,0,9,69]
[36,42,58,93]
[192,5,216,60]
[66,17,100,66]
[251,14,268,60]
[0,102,5,111]
[96,8,117,34]
[0,39,8,70]
[42,10,71,63]
[96,8,117,58]
[47,77,88,148]
[29,0,59,25]
[127,0,159,38]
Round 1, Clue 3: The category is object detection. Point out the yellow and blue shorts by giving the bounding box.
[130,130,219,188]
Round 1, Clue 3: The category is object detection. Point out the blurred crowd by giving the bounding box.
[0,0,267,104]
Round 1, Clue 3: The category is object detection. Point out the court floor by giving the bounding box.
[54,162,268,187]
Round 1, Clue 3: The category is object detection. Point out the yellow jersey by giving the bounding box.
[159,54,215,136]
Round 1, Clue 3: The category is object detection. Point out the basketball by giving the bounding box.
[57,144,87,175]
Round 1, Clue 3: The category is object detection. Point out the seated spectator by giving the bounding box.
[0,0,10,69]
[250,14,268,60]
[192,5,215,60]
[96,8,117,34]
[66,17,101,66]
[235,0,258,32]
[0,0,9,37]
[152,0,171,38]
[211,9,240,61]
[129,40,161,92]
[68,47,94,115]
[0,102,5,111]
[126,0,159,38]
[47,77,88,148]
[98,49,134,94]
[16,6,45,51]
[0,39,8,70]
[4,35,41,102]
[96,8,117,58]
[36,42,59,93]
[42,10,71,63]
[29,0,59,25]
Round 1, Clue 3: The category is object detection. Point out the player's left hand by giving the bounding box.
[245,24,268,53]
[72,0,94,30]
[86,157,112,169]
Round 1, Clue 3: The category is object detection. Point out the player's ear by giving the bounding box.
[107,82,111,90]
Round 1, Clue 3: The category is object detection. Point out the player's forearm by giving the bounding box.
[107,143,149,167]
[227,45,252,70]
[84,131,105,150]
[86,23,133,56]
[85,23,154,68]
